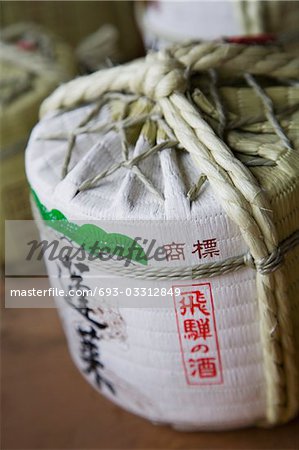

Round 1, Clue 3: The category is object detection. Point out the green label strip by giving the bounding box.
[31,189,148,265]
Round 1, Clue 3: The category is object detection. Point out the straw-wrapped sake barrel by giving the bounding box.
[0,23,75,259]
[1,1,143,62]
[136,0,299,50]
[25,40,299,430]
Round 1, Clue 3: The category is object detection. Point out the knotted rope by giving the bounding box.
[39,41,299,426]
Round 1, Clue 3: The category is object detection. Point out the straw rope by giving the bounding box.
[39,41,299,425]
[41,44,299,116]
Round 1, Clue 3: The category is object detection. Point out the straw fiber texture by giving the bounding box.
[0,23,75,260]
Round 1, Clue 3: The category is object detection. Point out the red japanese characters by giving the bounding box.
[173,283,223,385]
[163,238,220,262]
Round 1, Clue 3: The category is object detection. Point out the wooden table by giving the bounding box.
[2,289,299,449]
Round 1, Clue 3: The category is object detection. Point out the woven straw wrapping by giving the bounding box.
[0,23,76,258]
[237,0,299,35]
[27,41,299,428]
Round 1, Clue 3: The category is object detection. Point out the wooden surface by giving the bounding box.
[1,285,299,450]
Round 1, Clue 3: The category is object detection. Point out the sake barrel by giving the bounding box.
[25,40,299,430]
[1,1,143,63]
[0,23,76,260]
[136,0,299,50]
